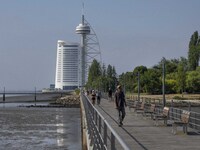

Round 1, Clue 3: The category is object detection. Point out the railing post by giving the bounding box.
[92,107,95,119]
[99,117,101,134]
[89,111,94,146]
[90,123,94,146]
[104,122,107,146]
[171,100,174,120]
[194,113,197,130]
[95,111,97,125]
[111,132,115,150]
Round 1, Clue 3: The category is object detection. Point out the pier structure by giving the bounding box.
[80,93,200,150]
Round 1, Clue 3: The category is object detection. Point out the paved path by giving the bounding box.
[95,98,200,150]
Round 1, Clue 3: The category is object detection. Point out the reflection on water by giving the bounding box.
[0,107,81,149]
[0,102,49,107]
[56,114,65,147]
[56,123,64,127]
[57,138,64,147]
[57,128,64,133]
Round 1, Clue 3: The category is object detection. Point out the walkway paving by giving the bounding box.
[95,98,200,150]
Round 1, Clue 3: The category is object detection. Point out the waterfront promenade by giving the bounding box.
[95,98,200,150]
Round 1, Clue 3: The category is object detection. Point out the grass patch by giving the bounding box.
[172,96,187,100]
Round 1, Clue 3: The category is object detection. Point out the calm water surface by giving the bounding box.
[0,105,81,150]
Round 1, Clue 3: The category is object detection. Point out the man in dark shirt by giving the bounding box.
[115,85,127,126]
[108,88,112,101]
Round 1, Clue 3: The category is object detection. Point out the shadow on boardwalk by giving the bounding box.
[95,98,200,150]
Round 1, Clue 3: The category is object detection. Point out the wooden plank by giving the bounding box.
[95,98,200,150]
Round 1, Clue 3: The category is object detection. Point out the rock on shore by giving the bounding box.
[55,95,80,107]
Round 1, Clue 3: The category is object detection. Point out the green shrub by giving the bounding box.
[74,88,80,95]
[172,96,187,100]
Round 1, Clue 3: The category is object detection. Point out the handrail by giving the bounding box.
[170,107,200,131]
[144,103,200,132]
[81,93,130,150]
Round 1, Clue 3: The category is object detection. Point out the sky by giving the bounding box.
[0,0,200,91]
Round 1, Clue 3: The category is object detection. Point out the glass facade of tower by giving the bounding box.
[55,40,81,90]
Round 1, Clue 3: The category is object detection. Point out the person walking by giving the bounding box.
[91,90,96,105]
[96,90,101,105]
[108,88,112,101]
[115,85,127,127]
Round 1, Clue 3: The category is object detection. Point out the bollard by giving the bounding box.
[3,93,5,102]
[34,87,37,105]
[171,99,173,107]
[35,92,36,102]
[188,102,191,111]
[3,87,5,102]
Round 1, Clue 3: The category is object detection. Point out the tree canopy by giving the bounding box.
[86,31,200,94]
[188,31,200,70]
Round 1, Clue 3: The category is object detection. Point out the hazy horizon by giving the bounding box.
[0,0,200,90]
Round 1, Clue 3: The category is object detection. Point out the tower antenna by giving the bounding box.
[82,2,84,24]
[82,2,84,15]
[76,3,102,87]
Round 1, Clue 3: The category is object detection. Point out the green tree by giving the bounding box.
[142,68,162,94]
[106,65,117,91]
[154,58,179,74]
[177,57,187,94]
[165,79,177,94]
[100,63,107,91]
[188,31,200,70]
[186,67,200,93]
[118,72,134,93]
[133,66,147,74]
[87,59,102,89]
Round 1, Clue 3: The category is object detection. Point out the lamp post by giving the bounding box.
[123,75,126,95]
[3,87,5,102]
[34,87,37,105]
[133,72,140,101]
[137,72,140,101]
[131,74,134,100]
[162,57,166,107]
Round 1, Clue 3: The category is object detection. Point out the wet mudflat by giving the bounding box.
[0,107,81,150]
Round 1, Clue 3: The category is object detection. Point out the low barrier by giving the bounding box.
[141,101,200,132]
[169,107,200,131]
[81,93,130,150]
[127,95,200,132]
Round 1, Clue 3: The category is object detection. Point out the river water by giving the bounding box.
[0,95,82,150]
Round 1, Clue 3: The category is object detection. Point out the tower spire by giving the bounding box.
[82,2,84,25]
[76,3,101,87]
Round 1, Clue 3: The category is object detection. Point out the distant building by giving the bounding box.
[50,84,55,90]
[55,40,81,90]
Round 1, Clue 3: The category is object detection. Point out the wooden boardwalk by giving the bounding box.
[95,98,200,150]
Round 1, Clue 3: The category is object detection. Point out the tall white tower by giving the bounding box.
[55,40,81,90]
[76,10,90,86]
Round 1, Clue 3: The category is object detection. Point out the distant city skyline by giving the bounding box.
[0,0,200,90]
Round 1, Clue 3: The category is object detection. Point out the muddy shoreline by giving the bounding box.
[0,93,82,150]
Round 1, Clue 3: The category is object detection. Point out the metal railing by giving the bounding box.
[81,93,130,150]
[128,99,200,131]
[144,103,200,132]
[169,107,200,131]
